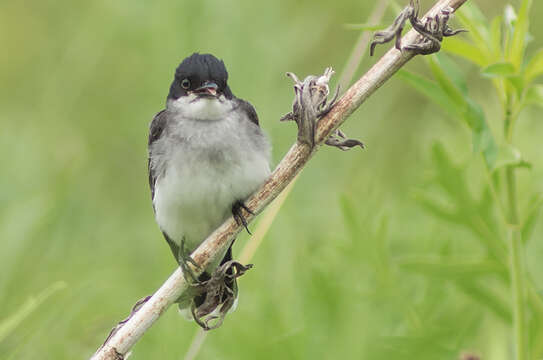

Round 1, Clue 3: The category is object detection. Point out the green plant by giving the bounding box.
[399,1,543,358]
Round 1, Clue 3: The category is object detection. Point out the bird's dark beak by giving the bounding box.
[194,81,219,97]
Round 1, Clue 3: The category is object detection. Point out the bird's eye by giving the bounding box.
[180,78,191,89]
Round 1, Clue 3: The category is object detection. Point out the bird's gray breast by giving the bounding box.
[149,108,270,257]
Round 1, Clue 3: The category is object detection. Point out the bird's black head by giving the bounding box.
[168,53,233,101]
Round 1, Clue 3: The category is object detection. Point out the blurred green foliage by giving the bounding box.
[399,2,543,358]
[1,0,542,359]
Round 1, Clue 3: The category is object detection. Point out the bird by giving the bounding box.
[147,53,271,319]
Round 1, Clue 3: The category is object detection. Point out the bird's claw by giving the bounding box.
[232,200,254,234]
[370,0,467,56]
[191,260,253,330]
[178,238,200,283]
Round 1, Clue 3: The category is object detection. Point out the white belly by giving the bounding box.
[152,130,270,266]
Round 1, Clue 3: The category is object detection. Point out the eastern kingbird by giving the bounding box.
[148,53,271,318]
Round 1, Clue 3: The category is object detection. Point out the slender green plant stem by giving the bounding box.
[482,155,508,225]
[504,105,527,360]
[507,167,527,360]
[183,328,207,360]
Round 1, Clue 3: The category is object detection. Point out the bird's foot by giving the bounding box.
[370,0,467,56]
[191,260,253,330]
[177,237,201,283]
[232,200,254,235]
[281,67,339,147]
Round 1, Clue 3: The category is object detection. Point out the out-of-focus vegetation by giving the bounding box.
[1,0,542,359]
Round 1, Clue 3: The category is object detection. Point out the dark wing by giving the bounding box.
[148,110,167,202]
[235,98,259,126]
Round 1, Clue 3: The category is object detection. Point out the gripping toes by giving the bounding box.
[178,237,200,282]
[232,200,253,234]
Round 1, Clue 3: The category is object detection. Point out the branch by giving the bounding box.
[91,0,468,358]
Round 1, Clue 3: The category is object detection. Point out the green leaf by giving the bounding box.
[412,190,460,225]
[493,144,532,171]
[524,84,543,108]
[524,48,543,83]
[442,37,488,67]
[415,144,506,261]
[402,57,498,167]
[458,281,512,322]
[455,3,491,58]
[397,70,458,118]
[463,99,498,167]
[489,16,503,59]
[507,75,525,96]
[427,56,466,108]
[509,0,533,69]
[522,194,543,244]
[435,53,468,95]
[430,143,468,200]
[481,62,517,78]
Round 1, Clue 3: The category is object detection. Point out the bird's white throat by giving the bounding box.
[168,94,234,121]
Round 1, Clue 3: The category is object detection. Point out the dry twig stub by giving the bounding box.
[370,0,467,56]
[281,68,363,150]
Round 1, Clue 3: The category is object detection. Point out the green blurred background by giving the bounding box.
[1,0,542,359]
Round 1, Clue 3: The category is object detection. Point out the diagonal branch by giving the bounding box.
[91,0,468,358]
